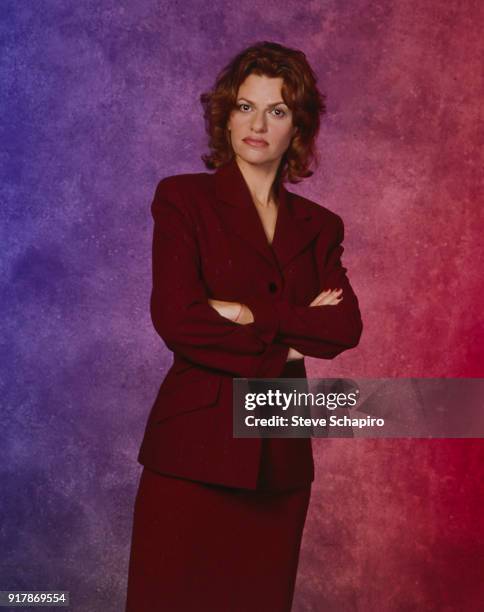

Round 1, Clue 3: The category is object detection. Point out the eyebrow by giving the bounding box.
[237,97,288,107]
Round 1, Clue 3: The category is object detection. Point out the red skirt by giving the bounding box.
[125,467,311,612]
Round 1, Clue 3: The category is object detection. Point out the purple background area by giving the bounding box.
[1,1,483,610]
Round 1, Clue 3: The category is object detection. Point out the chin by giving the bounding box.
[235,150,279,167]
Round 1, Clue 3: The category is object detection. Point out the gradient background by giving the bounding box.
[1,1,483,610]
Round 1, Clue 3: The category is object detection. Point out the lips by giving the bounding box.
[243,137,268,147]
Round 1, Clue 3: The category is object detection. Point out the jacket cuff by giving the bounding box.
[243,297,279,345]
[252,342,290,378]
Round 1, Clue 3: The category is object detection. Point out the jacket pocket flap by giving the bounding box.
[153,367,222,423]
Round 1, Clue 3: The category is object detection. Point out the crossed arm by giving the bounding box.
[208,287,343,361]
[149,179,363,379]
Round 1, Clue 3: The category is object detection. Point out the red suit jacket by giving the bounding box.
[137,156,363,490]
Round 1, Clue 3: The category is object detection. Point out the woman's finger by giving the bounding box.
[319,297,342,306]
[318,288,342,299]
[309,289,332,306]
[312,289,343,306]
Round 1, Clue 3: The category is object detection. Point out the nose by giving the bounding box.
[250,110,268,133]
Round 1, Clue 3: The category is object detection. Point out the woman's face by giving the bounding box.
[227,73,297,169]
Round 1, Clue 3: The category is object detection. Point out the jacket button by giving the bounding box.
[268,281,278,293]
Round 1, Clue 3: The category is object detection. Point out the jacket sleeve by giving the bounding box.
[149,178,288,378]
[244,214,363,359]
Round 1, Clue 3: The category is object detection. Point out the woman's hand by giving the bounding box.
[208,299,254,324]
[309,288,342,307]
[287,347,304,361]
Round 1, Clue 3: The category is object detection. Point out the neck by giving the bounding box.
[234,155,280,208]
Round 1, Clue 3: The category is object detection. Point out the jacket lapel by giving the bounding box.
[213,157,321,270]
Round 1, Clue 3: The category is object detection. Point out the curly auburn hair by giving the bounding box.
[200,41,326,184]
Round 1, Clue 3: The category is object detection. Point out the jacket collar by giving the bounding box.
[213,156,320,269]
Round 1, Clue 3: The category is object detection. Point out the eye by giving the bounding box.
[272,107,287,118]
[238,103,251,112]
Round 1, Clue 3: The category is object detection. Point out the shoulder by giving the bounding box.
[155,171,212,199]
[151,171,213,218]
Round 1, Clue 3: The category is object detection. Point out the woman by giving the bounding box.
[126,41,363,612]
